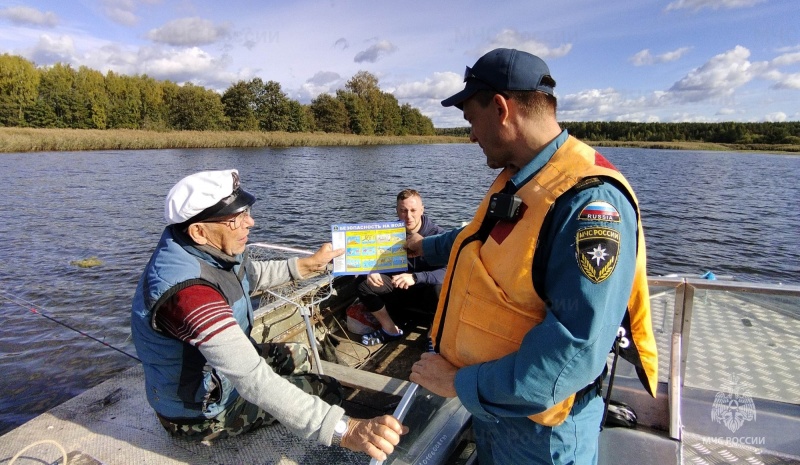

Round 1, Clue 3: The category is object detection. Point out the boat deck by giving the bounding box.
[2,276,799,465]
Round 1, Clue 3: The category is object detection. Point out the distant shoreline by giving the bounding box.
[1,128,798,154]
[0,128,467,153]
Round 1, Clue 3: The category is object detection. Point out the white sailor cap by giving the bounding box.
[164,169,256,225]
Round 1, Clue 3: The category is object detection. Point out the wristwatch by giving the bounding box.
[331,415,350,447]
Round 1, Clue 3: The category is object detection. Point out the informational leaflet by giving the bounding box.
[331,221,407,276]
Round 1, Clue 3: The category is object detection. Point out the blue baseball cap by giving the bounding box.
[441,48,555,109]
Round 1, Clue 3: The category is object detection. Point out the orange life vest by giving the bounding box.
[431,136,658,426]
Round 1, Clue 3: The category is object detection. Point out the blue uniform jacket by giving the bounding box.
[422,130,637,422]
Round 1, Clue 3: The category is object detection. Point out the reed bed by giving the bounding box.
[587,139,800,153]
[0,128,469,153]
[2,128,797,154]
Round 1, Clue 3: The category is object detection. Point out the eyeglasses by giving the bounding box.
[463,66,509,99]
[205,206,252,230]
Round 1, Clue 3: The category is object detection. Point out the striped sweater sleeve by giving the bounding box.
[156,285,238,346]
[156,285,344,444]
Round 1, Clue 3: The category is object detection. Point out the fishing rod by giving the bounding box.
[0,290,140,362]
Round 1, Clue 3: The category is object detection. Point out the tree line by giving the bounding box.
[437,121,800,145]
[0,54,435,135]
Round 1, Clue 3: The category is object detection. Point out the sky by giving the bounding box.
[0,0,798,128]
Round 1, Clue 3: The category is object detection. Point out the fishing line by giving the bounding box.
[0,289,140,362]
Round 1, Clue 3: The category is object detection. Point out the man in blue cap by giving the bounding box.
[408,49,658,464]
[131,169,406,461]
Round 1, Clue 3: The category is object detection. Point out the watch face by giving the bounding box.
[335,418,348,434]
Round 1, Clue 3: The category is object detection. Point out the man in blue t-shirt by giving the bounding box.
[357,189,446,345]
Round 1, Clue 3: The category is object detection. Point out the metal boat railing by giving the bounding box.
[244,244,800,462]
[642,276,800,460]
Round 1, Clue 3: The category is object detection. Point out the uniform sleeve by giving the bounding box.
[454,181,638,421]
[420,227,462,266]
[410,219,449,285]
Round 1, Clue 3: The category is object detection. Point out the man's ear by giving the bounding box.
[186,223,209,245]
[493,93,511,124]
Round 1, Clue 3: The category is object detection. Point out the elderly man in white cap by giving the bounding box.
[131,169,406,461]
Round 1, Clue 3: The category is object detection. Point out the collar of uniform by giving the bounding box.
[510,129,569,189]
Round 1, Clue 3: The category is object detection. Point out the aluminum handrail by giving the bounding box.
[649,276,800,443]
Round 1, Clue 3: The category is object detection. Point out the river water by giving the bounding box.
[1,144,798,435]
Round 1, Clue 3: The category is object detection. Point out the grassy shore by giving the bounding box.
[0,128,468,153]
[586,139,800,153]
[1,127,798,153]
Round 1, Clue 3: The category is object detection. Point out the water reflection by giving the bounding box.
[0,144,798,434]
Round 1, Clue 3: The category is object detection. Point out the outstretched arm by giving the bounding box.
[296,243,344,277]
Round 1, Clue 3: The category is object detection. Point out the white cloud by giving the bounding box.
[763,112,787,122]
[775,45,800,53]
[147,17,230,46]
[393,71,463,100]
[476,29,572,59]
[79,44,133,73]
[659,47,692,63]
[558,87,655,121]
[293,72,346,103]
[0,6,57,28]
[668,45,764,102]
[307,71,341,86]
[614,112,661,123]
[138,46,216,78]
[127,46,250,89]
[665,0,766,12]
[769,72,800,90]
[771,51,800,67]
[666,112,719,123]
[354,40,397,63]
[30,34,76,65]
[629,50,654,67]
[630,47,691,66]
[100,0,138,26]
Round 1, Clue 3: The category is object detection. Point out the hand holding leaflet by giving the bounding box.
[331,221,408,276]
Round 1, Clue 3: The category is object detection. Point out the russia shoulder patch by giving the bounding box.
[576,227,620,284]
[578,201,620,222]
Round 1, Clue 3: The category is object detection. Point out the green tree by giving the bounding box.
[259,80,291,131]
[374,92,402,135]
[336,90,373,135]
[165,82,228,130]
[310,93,348,133]
[285,99,310,133]
[345,70,380,99]
[244,78,291,132]
[36,63,82,128]
[105,71,141,129]
[221,80,258,131]
[0,54,40,126]
[345,71,386,131]
[138,75,167,130]
[400,103,434,135]
[75,66,108,129]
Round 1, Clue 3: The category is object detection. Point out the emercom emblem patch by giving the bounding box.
[576,227,620,284]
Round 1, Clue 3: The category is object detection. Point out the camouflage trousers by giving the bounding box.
[157,342,343,442]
